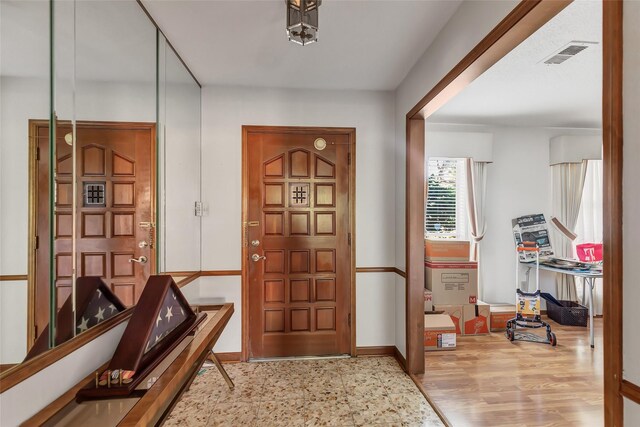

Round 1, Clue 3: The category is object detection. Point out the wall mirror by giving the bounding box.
[0,0,202,375]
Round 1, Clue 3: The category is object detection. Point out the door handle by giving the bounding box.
[251,254,266,262]
[129,256,148,264]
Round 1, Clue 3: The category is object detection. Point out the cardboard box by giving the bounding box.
[426,261,478,305]
[424,314,457,351]
[425,239,470,262]
[463,302,490,335]
[488,303,516,332]
[433,304,463,335]
[424,289,433,312]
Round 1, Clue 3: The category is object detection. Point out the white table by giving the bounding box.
[537,264,602,348]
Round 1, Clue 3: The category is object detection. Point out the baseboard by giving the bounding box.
[356,346,395,356]
[393,347,407,371]
[215,352,242,363]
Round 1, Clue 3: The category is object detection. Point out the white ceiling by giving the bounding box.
[430,0,602,129]
[141,0,462,90]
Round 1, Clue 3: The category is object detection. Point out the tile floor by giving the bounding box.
[165,356,444,427]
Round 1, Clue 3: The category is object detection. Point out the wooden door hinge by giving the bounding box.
[348,313,351,327]
[36,147,40,161]
[35,235,39,250]
[348,152,351,165]
[348,233,351,245]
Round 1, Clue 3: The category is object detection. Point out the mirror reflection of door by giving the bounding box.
[246,128,353,358]
[31,120,155,347]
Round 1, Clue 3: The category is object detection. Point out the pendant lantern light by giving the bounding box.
[286,0,321,46]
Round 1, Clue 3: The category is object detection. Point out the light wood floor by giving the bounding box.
[417,316,603,427]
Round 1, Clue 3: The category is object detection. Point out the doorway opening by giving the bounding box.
[404,1,623,425]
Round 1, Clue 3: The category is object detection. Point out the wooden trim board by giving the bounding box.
[603,1,624,425]
[621,380,640,405]
[356,346,395,356]
[200,270,241,276]
[0,275,28,281]
[394,346,407,372]
[355,267,396,273]
[405,118,426,375]
[172,272,200,288]
[215,352,242,363]
[407,0,571,119]
[355,267,406,278]
[163,270,200,276]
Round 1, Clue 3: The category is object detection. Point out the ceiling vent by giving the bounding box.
[541,41,598,65]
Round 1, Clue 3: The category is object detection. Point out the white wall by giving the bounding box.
[198,85,397,352]
[0,77,49,364]
[393,0,519,356]
[623,0,640,422]
[0,281,28,362]
[626,398,640,427]
[356,272,396,348]
[0,77,48,277]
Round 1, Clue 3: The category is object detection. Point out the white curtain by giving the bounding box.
[465,159,489,262]
[575,160,603,314]
[551,160,588,301]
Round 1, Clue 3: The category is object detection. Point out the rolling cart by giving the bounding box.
[506,242,557,346]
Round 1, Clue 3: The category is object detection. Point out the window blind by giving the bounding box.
[425,158,468,239]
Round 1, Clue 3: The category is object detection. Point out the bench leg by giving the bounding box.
[209,350,235,389]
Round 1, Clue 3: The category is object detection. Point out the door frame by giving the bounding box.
[404,0,624,424]
[27,119,157,350]
[241,125,356,361]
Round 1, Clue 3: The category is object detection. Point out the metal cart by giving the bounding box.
[506,242,557,346]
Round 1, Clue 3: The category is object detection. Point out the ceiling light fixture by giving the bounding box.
[286,0,321,46]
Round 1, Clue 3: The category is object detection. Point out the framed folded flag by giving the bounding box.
[76,275,205,400]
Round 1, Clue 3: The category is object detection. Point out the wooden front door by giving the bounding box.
[33,121,155,343]
[245,127,353,358]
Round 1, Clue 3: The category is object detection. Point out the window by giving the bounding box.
[425,158,468,239]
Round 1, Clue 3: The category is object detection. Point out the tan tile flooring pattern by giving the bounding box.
[165,356,444,427]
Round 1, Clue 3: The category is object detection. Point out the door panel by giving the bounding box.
[247,129,352,358]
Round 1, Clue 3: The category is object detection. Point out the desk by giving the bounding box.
[536,265,602,348]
